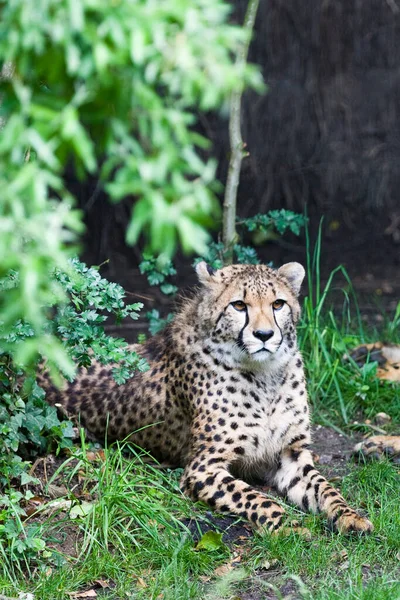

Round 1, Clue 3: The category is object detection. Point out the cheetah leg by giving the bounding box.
[273,447,373,533]
[181,460,285,532]
[354,436,400,463]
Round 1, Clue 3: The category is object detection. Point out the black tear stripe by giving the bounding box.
[272,309,283,341]
[237,307,249,351]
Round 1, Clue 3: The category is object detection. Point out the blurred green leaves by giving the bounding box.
[0,0,263,370]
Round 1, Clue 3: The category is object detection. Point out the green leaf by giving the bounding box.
[20,472,40,486]
[69,501,94,519]
[194,530,225,552]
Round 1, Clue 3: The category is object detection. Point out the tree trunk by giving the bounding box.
[222,0,260,264]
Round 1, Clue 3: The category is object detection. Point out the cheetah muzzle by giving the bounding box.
[39,261,373,534]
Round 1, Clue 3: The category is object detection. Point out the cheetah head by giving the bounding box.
[195,262,305,367]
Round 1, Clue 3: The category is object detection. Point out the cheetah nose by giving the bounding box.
[253,329,274,342]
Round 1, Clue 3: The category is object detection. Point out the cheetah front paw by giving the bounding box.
[256,502,286,533]
[334,512,374,534]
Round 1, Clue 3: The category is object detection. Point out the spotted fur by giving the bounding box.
[354,435,400,463]
[39,262,373,534]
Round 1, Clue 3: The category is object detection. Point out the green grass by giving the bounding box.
[299,225,400,428]
[1,252,399,599]
[248,460,400,597]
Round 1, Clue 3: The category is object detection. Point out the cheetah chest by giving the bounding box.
[205,374,310,468]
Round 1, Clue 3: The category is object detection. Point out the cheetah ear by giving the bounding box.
[195,261,218,285]
[277,262,305,296]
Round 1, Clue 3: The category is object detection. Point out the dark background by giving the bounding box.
[71,0,400,329]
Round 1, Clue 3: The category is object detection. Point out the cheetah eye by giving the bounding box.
[231,300,247,312]
[272,299,285,310]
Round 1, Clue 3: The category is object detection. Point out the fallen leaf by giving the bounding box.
[86,450,106,462]
[194,531,226,552]
[94,580,110,589]
[135,577,147,589]
[67,590,97,598]
[69,501,94,519]
[338,560,350,572]
[24,496,47,518]
[214,562,234,577]
[260,558,278,570]
[347,343,400,382]
[47,483,68,498]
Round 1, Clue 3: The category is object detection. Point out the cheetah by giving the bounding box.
[39,261,373,534]
[354,436,400,462]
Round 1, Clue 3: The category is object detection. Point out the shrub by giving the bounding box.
[0,0,263,371]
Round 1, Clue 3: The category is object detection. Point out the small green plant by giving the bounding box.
[387,301,400,338]
[240,209,308,236]
[0,258,149,572]
[139,254,178,335]
[53,259,147,384]
[0,487,48,575]
[1,259,147,382]
[146,309,175,336]
[196,209,307,270]
[139,254,178,296]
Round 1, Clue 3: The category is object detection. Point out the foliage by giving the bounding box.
[0,488,48,567]
[194,209,307,270]
[194,241,261,269]
[53,259,147,384]
[0,259,146,381]
[240,209,308,236]
[0,259,149,566]
[146,309,175,337]
[0,0,263,374]
[139,254,178,296]
[139,254,178,335]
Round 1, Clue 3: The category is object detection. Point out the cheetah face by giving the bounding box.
[196,261,305,366]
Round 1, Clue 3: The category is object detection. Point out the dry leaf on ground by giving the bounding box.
[67,590,97,598]
[213,555,242,578]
